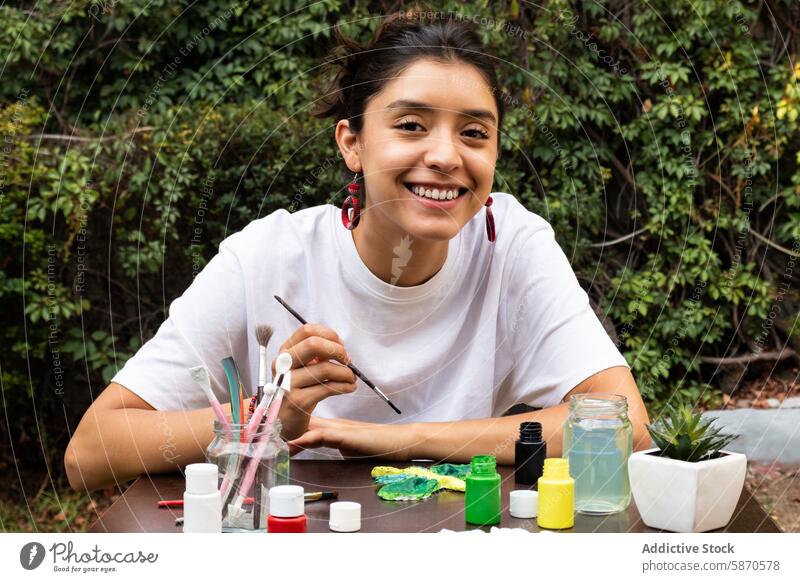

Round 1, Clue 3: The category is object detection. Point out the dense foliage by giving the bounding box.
[1,0,798,488]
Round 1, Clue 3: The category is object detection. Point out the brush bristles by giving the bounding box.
[255,324,274,347]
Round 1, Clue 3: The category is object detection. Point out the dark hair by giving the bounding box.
[313,9,506,155]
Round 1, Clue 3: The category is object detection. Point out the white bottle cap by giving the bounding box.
[269,485,304,517]
[509,490,538,518]
[329,501,361,532]
[185,463,218,495]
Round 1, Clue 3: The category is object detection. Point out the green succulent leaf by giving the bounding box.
[647,401,738,462]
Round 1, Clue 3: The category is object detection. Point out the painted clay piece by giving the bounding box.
[376,476,440,501]
[429,463,471,480]
[373,473,414,485]
[371,464,472,500]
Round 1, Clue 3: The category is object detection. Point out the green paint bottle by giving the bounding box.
[465,455,501,525]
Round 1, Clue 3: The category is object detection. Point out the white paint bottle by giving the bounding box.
[183,463,221,533]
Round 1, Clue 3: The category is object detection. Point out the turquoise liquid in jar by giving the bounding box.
[562,394,632,514]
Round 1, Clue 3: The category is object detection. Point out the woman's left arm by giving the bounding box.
[288,366,651,463]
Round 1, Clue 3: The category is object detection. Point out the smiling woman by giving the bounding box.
[329,56,501,283]
[65,10,649,493]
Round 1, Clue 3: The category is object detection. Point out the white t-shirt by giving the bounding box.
[112,192,628,459]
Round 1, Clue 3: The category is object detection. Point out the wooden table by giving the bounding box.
[89,460,781,533]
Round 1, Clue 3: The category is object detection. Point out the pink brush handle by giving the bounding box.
[244,404,267,442]
[235,436,271,504]
[232,391,284,504]
[220,474,233,498]
[265,390,284,426]
[210,396,237,499]
[209,398,233,437]
[223,401,268,500]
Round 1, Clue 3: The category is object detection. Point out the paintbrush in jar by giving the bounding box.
[253,324,274,530]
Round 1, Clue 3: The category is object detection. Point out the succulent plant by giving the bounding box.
[647,403,738,462]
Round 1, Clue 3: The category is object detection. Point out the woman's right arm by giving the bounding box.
[64,319,354,492]
[64,382,229,493]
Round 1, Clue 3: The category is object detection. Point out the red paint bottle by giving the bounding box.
[267,485,307,533]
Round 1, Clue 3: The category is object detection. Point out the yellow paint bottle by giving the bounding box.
[537,458,574,530]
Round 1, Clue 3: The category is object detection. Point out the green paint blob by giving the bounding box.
[377,476,439,501]
[429,463,471,479]
[371,463,472,501]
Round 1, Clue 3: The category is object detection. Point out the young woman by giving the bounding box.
[66,13,650,492]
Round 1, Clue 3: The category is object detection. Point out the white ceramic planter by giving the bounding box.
[628,448,746,533]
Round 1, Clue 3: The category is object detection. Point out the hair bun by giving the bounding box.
[311,9,504,150]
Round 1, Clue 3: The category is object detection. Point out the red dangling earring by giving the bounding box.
[341,172,362,230]
[485,196,496,242]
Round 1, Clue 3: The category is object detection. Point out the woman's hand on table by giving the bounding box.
[287,416,418,461]
[272,323,357,440]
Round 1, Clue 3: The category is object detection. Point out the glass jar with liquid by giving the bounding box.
[562,393,631,514]
[206,418,290,531]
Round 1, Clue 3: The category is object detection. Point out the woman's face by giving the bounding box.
[339,59,499,241]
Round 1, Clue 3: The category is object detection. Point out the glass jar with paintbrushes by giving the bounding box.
[194,348,294,531]
[217,351,294,531]
[206,417,290,531]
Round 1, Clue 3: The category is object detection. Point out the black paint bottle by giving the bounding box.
[514,421,546,485]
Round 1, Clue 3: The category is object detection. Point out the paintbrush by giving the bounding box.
[224,326,280,528]
[253,324,274,529]
[189,365,232,438]
[255,325,275,408]
[273,294,401,415]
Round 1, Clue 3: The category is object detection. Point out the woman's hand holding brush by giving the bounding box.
[272,323,357,440]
